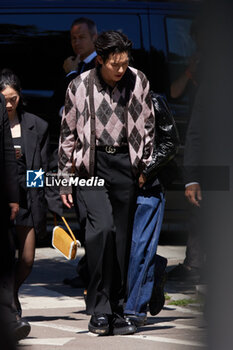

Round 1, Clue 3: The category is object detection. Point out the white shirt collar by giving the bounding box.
[66,51,97,78]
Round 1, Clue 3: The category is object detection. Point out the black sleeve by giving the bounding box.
[183,85,203,184]
[143,91,180,181]
[0,94,19,203]
[49,72,78,117]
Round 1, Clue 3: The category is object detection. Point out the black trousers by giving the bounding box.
[184,205,205,269]
[77,150,137,315]
[0,207,17,350]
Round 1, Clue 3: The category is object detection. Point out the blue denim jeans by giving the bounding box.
[124,190,165,316]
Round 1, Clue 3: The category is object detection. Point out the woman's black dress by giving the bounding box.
[12,136,33,227]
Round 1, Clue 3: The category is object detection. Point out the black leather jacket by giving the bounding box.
[143,91,180,183]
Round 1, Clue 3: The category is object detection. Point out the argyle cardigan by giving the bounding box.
[58,66,155,194]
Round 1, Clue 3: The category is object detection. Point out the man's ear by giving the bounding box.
[92,33,98,43]
[97,55,103,65]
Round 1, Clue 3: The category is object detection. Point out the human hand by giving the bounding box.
[185,183,202,207]
[138,173,147,188]
[60,193,74,209]
[63,55,80,74]
[9,202,19,221]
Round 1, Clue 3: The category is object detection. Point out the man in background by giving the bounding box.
[51,17,98,123]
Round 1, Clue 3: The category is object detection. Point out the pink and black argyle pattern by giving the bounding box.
[58,67,155,192]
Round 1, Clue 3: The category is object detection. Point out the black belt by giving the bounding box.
[96,146,129,154]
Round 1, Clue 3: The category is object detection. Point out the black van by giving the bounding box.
[0,0,201,231]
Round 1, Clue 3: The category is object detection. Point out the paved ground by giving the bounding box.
[17,245,207,350]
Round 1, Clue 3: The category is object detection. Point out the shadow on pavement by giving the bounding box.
[24,315,80,322]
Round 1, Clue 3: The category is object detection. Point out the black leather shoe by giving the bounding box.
[111,313,137,335]
[149,255,167,316]
[13,319,31,341]
[124,314,147,327]
[149,271,167,316]
[88,314,109,335]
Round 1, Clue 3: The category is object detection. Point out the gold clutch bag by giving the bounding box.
[52,216,81,260]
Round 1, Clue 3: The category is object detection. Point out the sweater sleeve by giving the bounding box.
[58,80,77,194]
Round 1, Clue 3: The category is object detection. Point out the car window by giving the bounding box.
[165,16,195,83]
[0,13,143,90]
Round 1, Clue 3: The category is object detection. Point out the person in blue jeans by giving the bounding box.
[124,92,180,326]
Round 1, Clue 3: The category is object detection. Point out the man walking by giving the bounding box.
[58,30,155,335]
[50,17,98,290]
[124,92,180,326]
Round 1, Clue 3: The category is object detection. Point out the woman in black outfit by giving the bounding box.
[0,69,50,319]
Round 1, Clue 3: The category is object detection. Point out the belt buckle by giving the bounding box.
[105,145,116,154]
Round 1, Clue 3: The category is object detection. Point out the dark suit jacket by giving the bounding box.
[0,93,19,205]
[63,58,97,99]
[183,85,202,184]
[19,111,49,236]
[0,95,18,326]
[0,93,18,279]
[20,111,63,237]
[49,56,97,141]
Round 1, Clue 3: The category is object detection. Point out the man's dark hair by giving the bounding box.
[71,17,97,37]
[95,30,132,62]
